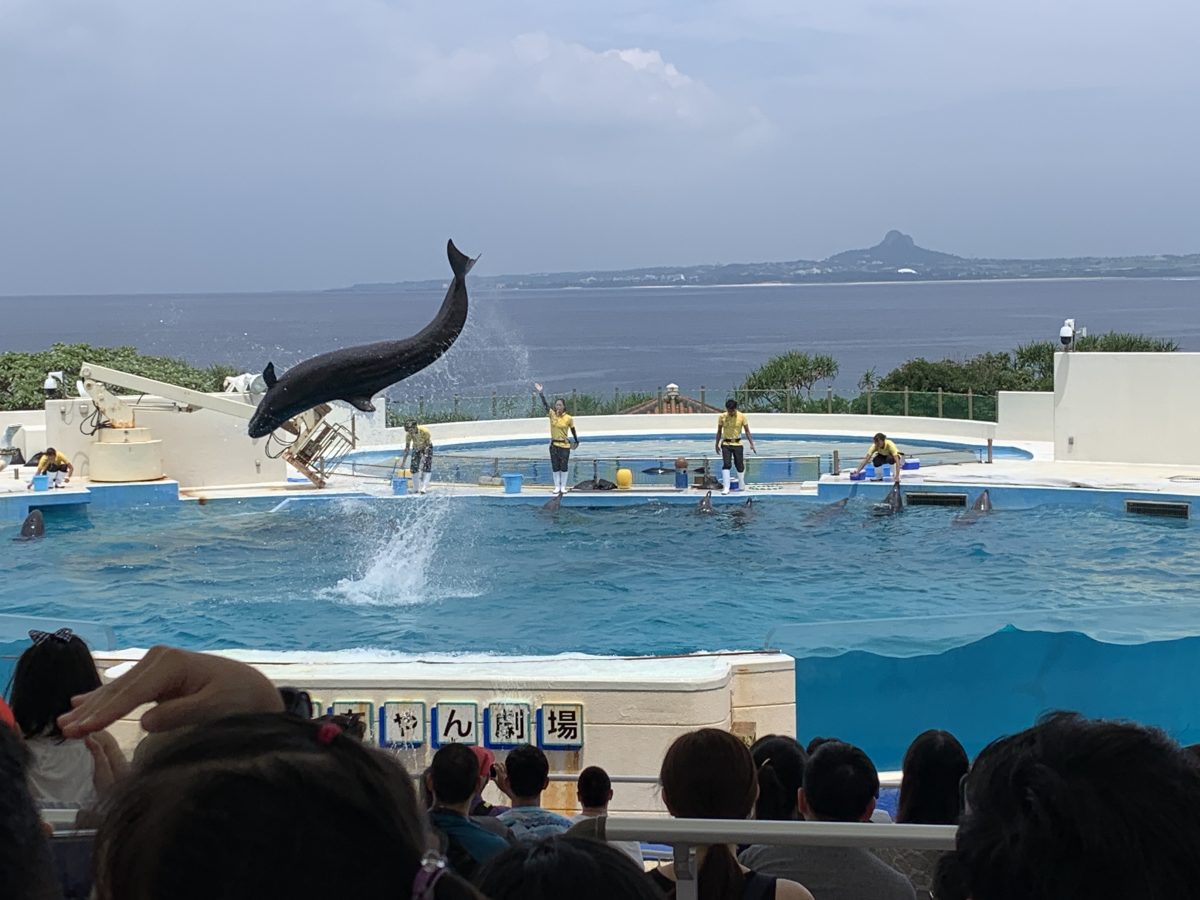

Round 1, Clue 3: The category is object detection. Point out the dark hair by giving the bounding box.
[932,851,970,900]
[0,725,60,900]
[94,713,479,900]
[896,729,969,825]
[873,432,886,443]
[477,836,664,900]
[724,399,737,411]
[314,711,367,740]
[432,743,481,805]
[957,711,1200,900]
[44,447,55,455]
[577,765,612,809]
[10,631,102,738]
[802,740,879,822]
[805,735,838,755]
[660,728,756,900]
[750,734,806,821]
[504,744,550,798]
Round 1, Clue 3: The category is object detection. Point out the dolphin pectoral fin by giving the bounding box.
[263,362,278,388]
[343,397,376,412]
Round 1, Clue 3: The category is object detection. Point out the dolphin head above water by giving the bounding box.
[247,240,476,439]
[13,509,44,541]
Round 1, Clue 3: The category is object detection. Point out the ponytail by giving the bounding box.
[696,844,745,900]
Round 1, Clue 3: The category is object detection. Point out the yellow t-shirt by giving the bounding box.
[549,411,574,448]
[35,451,69,474]
[718,411,747,444]
[404,426,432,452]
[871,439,900,458]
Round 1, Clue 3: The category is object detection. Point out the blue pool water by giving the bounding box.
[4,495,1198,764]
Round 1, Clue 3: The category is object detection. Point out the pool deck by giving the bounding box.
[9,437,1200,519]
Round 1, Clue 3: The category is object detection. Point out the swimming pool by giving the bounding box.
[5,495,1197,764]
[343,433,1029,485]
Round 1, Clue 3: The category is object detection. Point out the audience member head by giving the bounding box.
[932,851,970,900]
[577,765,613,812]
[10,628,101,739]
[896,729,969,825]
[725,399,738,412]
[0,724,60,900]
[660,728,757,900]
[94,713,479,900]
[749,734,806,821]
[805,735,837,755]
[800,740,879,823]
[956,711,1200,900]
[504,743,551,802]
[430,743,482,808]
[477,836,664,900]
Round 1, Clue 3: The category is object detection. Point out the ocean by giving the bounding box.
[2,278,1197,398]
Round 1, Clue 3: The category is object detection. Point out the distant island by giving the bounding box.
[334,230,1200,292]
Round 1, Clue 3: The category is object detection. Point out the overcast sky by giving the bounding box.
[2,0,1198,295]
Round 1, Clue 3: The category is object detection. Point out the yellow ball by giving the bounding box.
[616,468,633,490]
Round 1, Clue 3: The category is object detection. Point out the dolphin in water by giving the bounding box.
[13,509,44,541]
[542,492,562,512]
[697,490,715,514]
[954,490,993,526]
[872,483,903,517]
[247,240,477,438]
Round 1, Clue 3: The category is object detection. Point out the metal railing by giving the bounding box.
[602,818,956,900]
[386,386,998,425]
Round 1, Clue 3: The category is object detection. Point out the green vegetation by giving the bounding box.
[385,390,654,427]
[0,343,239,412]
[740,352,839,408]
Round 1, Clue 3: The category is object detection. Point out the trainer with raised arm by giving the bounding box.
[399,419,435,494]
[715,399,756,495]
[855,433,904,483]
[534,383,579,495]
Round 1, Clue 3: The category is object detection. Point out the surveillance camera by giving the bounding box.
[43,371,64,398]
[1059,323,1074,348]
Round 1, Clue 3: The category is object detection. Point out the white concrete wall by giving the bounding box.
[0,410,47,459]
[1053,352,1198,464]
[996,392,1054,442]
[43,397,285,487]
[93,650,795,816]
[369,413,998,449]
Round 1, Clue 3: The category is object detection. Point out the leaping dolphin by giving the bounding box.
[13,509,44,541]
[247,240,477,438]
[954,490,993,526]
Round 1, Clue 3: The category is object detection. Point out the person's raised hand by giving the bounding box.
[533,383,543,393]
[58,645,284,738]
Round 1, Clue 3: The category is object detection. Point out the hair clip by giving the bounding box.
[316,722,342,745]
[411,851,448,900]
[29,628,74,645]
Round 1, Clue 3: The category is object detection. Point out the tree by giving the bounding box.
[741,352,839,408]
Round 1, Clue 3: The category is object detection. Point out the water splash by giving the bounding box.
[326,497,482,606]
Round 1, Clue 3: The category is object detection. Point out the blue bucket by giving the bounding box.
[501,473,522,494]
[31,474,50,491]
[849,471,866,482]
[391,476,408,495]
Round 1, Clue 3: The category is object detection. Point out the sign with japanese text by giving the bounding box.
[381,701,427,748]
[484,702,531,749]
[432,702,479,747]
[537,704,584,749]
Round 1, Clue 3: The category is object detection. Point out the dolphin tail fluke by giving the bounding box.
[447,239,478,277]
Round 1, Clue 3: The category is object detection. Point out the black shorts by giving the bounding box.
[550,443,571,472]
[410,447,433,473]
[872,453,897,468]
[721,444,745,472]
[44,463,69,473]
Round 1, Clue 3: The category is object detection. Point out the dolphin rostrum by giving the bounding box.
[954,489,993,526]
[247,240,477,438]
[698,490,714,514]
[872,482,903,517]
[13,509,44,541]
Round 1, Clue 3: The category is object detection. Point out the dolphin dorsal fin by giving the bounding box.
[263,362,277,388]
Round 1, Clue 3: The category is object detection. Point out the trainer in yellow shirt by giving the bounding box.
[854,432,905,483]
[534,382,579,495]
[714,399,756,495]
[34,447,73,488]
[399,421,435,494]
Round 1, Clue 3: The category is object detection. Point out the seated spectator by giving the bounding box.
[495,744,573,842]
[653,728,814,900]
[741,740,914,900]
[750,735,807,821]
[478,835,664,900]
[564,765,644,865]
[803,735,891,821]
[58,645,480,900]
[469,746,510,817]
[874,730,968,900]
[9,628,127,809]
[956,711,1200,900]
[426,743,511,878]
[0,723,61,900]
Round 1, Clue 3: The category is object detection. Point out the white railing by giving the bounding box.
[601,817,955,900]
